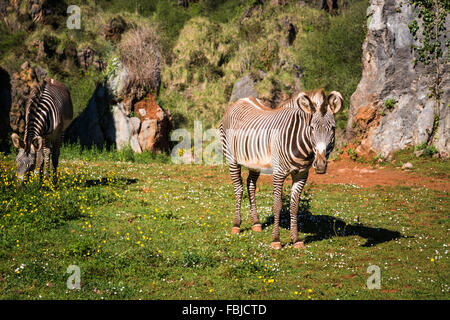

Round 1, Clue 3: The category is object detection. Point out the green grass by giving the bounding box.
[58,143,172,164]
[0,152,448,299]
[385,147,448,179]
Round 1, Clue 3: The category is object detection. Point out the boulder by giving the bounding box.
[134,94,171,153]
[106,58,129,98]
[401,162,413,170]
[9,62,47,134]
[0,67,11,151]
[112,103,141,153]
[414,150,424,158]
[347,0,450,158]
[67,50,169,153]
[106,58,134,114]
[229,74,258,102]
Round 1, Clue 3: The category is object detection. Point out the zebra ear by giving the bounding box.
[11,133,24,149]
[31,136,43,152]
[296,93,315,114]
[328,91,343,114]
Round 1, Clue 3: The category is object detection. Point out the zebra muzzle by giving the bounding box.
[313,153,327,174]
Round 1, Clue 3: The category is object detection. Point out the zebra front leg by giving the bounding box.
[247,170,262,232]
[271,173,286,249]
[290,171,308,249]
[229,164,243,234]
[35,148,44,183]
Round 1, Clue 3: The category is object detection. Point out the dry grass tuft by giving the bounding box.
[119,25,162,97]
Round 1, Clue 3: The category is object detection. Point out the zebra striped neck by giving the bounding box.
[288,111,315,166]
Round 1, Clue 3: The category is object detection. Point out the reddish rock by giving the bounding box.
[355,138,376,159]
[134,94,171,153]
[355,103,377,129]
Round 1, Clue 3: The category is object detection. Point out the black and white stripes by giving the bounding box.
[12,78,73,183]
[220,89,343,248]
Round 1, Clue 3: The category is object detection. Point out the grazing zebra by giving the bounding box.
[11,78,73,184]
[220,89,342,249]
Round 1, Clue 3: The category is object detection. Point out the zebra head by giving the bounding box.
[11,133,43,182]
[297,89,343,174]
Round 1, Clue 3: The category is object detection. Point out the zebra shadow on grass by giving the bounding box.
[84,177,138,187]
[260,196,403,247]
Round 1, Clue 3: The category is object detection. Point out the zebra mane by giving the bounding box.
[278,93,302,109]
[280,89,328,115]
[304,88,327,115]
[24,79,47,151]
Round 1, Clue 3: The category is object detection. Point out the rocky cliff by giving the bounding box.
[347,0,449,159]
[65,58,171,153]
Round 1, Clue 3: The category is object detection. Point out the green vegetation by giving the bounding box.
[408,0,449,68]
[384,98,397,110]
[392,147,447,179]
[367,146,448,179]
[415,142,439,157]
[1,1,448,301]
[408,0,449,144]
[0,151,448,299]
[58,143,172,164]
[65,71,103,117]
[160,0,368,130]
[296,0,368,128]
[347,148,357,161]
[0,0,368,134]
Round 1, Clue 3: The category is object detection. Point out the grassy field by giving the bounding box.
[0,149,448,300]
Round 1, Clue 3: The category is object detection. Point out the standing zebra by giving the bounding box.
[220,89,342,249]
[11,78,73,184]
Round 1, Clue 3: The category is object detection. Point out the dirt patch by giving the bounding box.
[145,159,449,192]
[256,160,449,191]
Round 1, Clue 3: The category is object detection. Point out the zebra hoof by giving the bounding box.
[270,242,282,249]
[231,227,240,234]
[293,241,306,249]
[251,224,262,232]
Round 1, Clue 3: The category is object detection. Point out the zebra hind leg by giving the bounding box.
[247,170,262,232]
[229,163,243,234]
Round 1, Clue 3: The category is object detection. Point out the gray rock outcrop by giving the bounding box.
[346,0,449,158]
[112,102,142,153]
[66,57,170,153]
[229,74,258,102]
